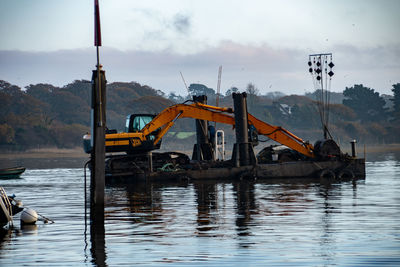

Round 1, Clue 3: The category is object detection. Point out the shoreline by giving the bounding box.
[343,143,400,154]
[0,147,88,159]
[0,144,400,160]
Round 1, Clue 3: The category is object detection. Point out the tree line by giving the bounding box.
[0,79,399,151]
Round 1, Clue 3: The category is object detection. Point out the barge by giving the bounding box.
[85,93,365,182]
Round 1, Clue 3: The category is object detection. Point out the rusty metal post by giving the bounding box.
[232,92,249,166]
[232,92,255,166]
[192,95,214,161]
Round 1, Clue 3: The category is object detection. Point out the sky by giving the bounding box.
[0,0,399,96]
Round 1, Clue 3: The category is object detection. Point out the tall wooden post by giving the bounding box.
[89,65,107,265]
[89,1,107,265]
[90,66,106,208]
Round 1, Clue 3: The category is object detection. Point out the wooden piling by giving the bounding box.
[90,66,106,210]
[232,92,256,166]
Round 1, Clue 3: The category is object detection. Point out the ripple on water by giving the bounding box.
[0,159,399,266]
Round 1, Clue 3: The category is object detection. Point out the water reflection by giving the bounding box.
[0,229,11,251]
[124,182,163,224]
[317,183,341,264]
[365,151,400,162]
[20,224,38,234]
[90,205,106,267]
[1,163,398,266]
[233,181,256,239]
[103,178,354,248]
[193,181,218,235]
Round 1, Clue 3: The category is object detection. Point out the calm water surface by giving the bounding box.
[0,153,399,266]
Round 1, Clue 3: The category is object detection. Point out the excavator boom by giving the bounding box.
[247,114,314,158]
[141,103,235,136]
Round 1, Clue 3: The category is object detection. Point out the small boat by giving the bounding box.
[0,167,25,179]
[0,187,23,228]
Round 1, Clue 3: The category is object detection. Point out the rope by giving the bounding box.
[36,212,54,224]
[83,160,90,253]
[309,54,334,140]
[83,160,90,239]
[158,163,179,172]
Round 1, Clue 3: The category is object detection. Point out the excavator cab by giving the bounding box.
[126,114,155,132]
[123,114,162,153]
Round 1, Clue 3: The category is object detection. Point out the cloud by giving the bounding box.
[0,49,94,88]
[172,13,191,35]
[333,44,400,70]
[0,42,399,95]
[119,9,193,52]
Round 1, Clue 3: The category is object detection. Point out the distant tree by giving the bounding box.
[343,84,387,122]
[50,90,90,125]
[127,96,174,114]
[63,80,91,105]
[108,82,160,98]
[49,123,90,148]
[391,83,400,121]
[156,90,165,97]
[0,80,21,94]
[329,104,357,122]
[246,83,259,110]
[188,83,215,97]
[225,86,239,96]
[168,92,184,103]
[246,83,259,96]
[278,95,313,106]
[27,83,89,125]
[0,91,12,119]
[264,91,286,100]
[341,121,368,140]
[290,103,320,129]
[26,83,58,103]
[305,89,344,104]
[107,82,162,115]
[0,123,15,144]
[3,77,400,151]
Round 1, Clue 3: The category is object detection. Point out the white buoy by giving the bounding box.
[21,208,38,225]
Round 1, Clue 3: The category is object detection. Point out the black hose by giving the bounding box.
[83,160,90,249]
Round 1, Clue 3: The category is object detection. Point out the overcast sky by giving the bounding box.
[1,0,399,95]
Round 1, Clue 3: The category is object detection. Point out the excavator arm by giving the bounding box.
[104,103,235,154]
[109,102,314,158]
[141,103,235,136]
[247,114,314,158]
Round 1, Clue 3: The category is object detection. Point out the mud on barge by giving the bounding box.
[85,93,365,183]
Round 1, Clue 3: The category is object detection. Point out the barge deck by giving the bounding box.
[106,157,365,182]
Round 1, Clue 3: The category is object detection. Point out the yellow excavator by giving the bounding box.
[95,101,315,159]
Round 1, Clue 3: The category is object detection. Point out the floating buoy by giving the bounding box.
[21,208,38,225]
